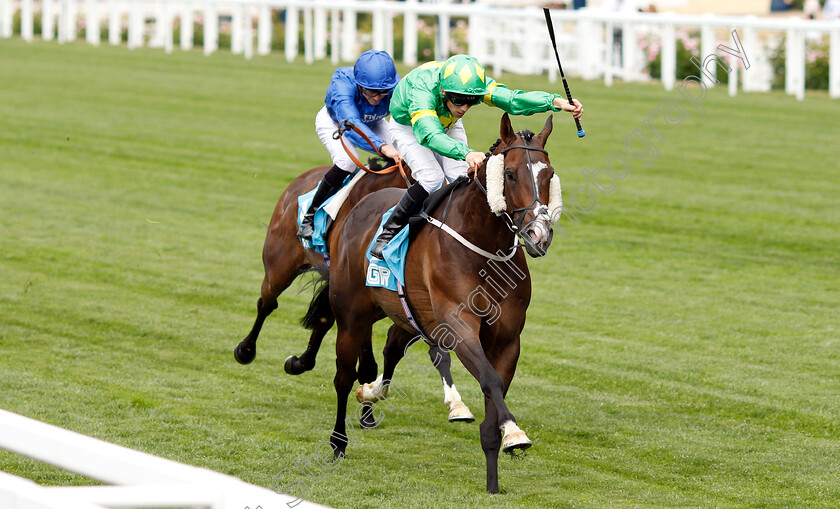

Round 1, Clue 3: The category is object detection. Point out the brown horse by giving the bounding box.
[324,113,559,493]
[233,158,475,422]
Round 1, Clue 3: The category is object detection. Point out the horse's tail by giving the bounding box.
[301,270,334,331]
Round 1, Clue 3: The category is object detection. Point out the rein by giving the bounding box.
[335,120,411,186]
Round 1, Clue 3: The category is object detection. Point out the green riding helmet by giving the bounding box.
[439,54,488,96]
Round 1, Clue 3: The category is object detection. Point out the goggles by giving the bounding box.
[446,93,483,107]
[361,87,391,97]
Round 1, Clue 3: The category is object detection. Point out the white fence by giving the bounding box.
[0,409,327,509]
[1,0,839,99]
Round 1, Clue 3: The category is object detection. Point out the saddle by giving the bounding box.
[366,176,472,292]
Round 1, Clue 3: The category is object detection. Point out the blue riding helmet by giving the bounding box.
[353,50,399,90]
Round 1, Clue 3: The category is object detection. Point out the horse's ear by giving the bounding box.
[500,113,516,145]
[534,115,553,148]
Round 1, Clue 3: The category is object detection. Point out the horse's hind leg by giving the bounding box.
[355,325,410,407]
[234,275,282,364]
[284,277,334,375]
[429,344,475,423]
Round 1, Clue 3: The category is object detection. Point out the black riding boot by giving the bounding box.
[297,165,350,240]
[370,183,429,260]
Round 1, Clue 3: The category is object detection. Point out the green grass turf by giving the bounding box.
[1,38,839,508]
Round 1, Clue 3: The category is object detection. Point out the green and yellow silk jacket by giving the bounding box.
[389,60,564,161]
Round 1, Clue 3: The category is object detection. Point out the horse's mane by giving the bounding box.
[485,130,535,156]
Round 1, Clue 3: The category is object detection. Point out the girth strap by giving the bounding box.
[396,281,431,342]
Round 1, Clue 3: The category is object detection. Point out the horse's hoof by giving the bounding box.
[501,430,532,453]
[284,355,304,375]
[355,376,389,403]
[234,343,256,365]
[447,401,475,422]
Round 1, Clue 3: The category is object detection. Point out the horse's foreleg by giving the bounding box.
[449,333,530,493]
[429,344,475,423]
[234,276,281,365]
[330,325,367,458]
[355,335,379,428]
[480,396,502,494]
[356,325,412,404]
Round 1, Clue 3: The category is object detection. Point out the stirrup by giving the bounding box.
[370,239,387,260]
[297,213,315,239]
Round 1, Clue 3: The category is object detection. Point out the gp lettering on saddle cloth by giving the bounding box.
[368,54,584,259]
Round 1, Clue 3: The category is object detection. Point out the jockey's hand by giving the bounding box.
[379,143,402,164]
[465,151,486,172]
[554,98,584,120]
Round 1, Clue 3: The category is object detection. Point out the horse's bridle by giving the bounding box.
[475,143,552,244]
[498,144,551,233]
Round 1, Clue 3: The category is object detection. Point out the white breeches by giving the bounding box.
[388,118,470,193]
[315,106,391,173]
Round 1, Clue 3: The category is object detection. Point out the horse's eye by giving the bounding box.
[505,170,515,181]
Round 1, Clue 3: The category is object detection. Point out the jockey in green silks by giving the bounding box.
[369,54,583,259]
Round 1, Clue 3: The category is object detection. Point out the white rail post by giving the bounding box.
[203,2,218,55]
[794,27,805,101]
[231,3,243,54]
[285,3,299,61]
[341,4,356,62]
[21,0,33,41]
[85,0,100,45]
[661,19,676,91]
[243,5,254,59]
[180,3,194,50]
[605,19,614,87]
[384,7,393,57]
[257,4,271,56]
[578,10,599,81]
[304,5,313,63]
[622,16,638,81]
[107,0,119,45]
[403,0,418,66]
[58,0,68,42]
[0,0,12,38]
[163,1,173,54]
[700,15,715,86]
[438,8,450,61]
[149,0,164,47]
[742,18,757,91]
[785,19,805,100]
[466,7,481,62]
[127,0,141,49]
[830,27,840,99]
[372,5,385,50]
[330,8,339,65]
[728,26,738,97]
[314,5,326,59]
[43,0,56,40]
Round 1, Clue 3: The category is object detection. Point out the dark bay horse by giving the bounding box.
[325,113,560,493]
[233,159,475,422]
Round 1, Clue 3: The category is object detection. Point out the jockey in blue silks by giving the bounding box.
[298,50,402,241]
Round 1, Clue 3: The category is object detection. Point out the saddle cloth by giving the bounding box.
[297,170,364,254]
[365,206,410,292]
[364,176,470,292]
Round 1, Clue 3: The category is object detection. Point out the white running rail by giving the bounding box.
[0,409,328,509]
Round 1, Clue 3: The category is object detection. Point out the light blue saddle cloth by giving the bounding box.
[296,173,356,255]
[364,206,409,292]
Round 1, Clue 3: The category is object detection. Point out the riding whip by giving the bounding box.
[543,8,585,138]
